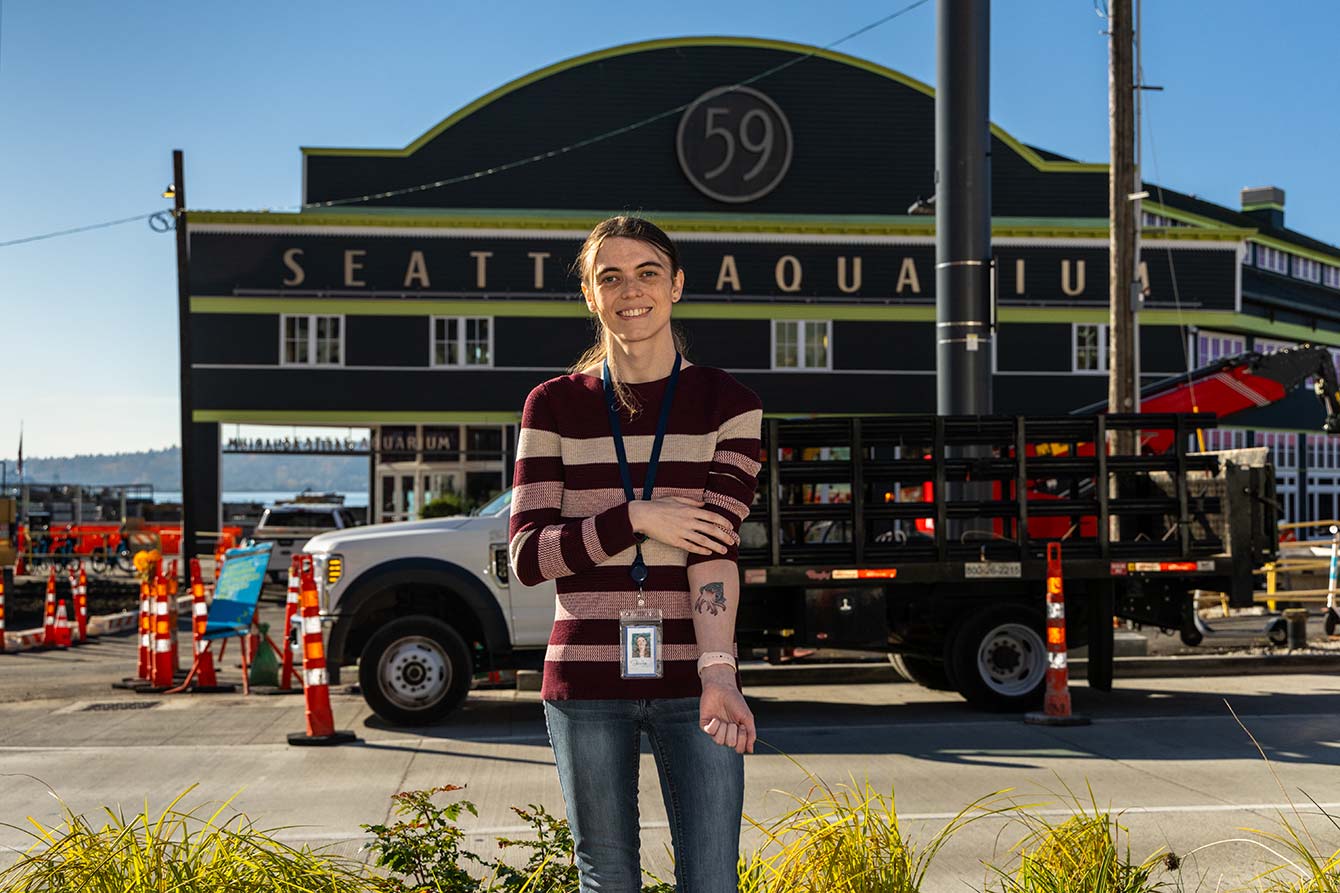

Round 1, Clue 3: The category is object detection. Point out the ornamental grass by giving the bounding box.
[0,785,369,893]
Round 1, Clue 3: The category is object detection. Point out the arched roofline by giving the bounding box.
[300,36,1106,175]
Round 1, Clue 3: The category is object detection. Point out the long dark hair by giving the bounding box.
[570,216,689,415]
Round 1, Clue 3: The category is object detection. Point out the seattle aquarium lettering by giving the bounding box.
[271,243,1170,301]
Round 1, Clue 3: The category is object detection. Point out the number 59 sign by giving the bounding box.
[676,85,793,204]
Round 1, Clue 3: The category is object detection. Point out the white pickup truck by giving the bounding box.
[301,490,554,725]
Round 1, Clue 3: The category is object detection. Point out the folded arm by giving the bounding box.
[508,384,639,587]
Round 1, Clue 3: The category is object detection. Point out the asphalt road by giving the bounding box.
[2,625,1338,890]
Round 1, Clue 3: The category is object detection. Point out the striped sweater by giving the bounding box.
[508,365,763,700]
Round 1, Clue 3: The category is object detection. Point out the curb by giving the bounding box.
[1,595,193,655]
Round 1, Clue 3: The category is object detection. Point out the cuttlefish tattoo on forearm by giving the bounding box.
[695,581,728,616]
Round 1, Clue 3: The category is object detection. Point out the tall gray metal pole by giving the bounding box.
[936,0,993,416]
[172,150,196,582]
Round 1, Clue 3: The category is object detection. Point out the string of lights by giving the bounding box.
[0,1,930,249]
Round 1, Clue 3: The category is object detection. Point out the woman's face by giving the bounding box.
[634,636,649,657]
[582,236,683,349]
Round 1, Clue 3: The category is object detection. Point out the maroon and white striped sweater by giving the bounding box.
[508,364,763,700]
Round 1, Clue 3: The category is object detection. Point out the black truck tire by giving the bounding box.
[889,654,954,691]
[359,616,472,726]
[950,604,1047,712]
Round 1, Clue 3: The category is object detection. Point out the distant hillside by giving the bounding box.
[1,447,368,492]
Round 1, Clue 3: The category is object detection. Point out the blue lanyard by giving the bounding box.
[603,352,681,588]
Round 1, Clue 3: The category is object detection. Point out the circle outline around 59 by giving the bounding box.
[676,85,794,204]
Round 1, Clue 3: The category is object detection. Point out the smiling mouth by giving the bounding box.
[617,307,652,318]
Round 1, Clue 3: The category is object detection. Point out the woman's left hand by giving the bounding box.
[699,668,755,754]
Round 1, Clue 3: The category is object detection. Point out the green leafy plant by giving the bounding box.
[421,490,474,519]
[362,784,486,892]
[490,803,579,892]
[0,785,371,892]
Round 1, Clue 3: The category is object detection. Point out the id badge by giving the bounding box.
[619,608,663,679]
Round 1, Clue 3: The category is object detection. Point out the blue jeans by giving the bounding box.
[542,697,744,892]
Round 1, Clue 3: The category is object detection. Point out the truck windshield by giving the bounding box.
[472,490,513,517]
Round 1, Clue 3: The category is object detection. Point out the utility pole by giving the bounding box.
[1108,0,1137,454]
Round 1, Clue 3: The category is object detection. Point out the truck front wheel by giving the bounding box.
[359,616,472,726]
[950,605,1047,712]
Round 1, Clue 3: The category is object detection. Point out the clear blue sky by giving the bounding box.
[2,0,1337,461]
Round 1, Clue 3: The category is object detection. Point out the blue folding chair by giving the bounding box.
[169,541,274,694]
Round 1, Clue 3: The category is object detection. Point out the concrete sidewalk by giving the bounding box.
[2,619,1339,888]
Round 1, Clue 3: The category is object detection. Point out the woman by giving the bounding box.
[509,215,763,892]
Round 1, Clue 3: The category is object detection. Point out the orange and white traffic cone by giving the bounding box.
[0,566,10,652]
[41,569,60,648]
[137,576,152,675]
[166,557,235,694]
[288,555,356,746]
[279,556,301,690]
[149,572,175,688]
[1025,542,1089,727]
[166,559,181,675]
[191,558,219,687]
[74,562,90,642]
[64,565,80,644]
[113,570,154,689]
[54,599,73,647]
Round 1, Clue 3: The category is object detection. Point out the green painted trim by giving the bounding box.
[298,36,1105,175]
[1248,233,1340,267]
[1141,201,1250,233]
[189,208,1242,241]
[1241,202,1284,213]
[194,409,521,424]
[189,296,1340,345]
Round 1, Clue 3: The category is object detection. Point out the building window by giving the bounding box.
[1197,331,1246,365]
[1256,245,1289,275]
[1293,256,1323,283]
[772,320,831,370]
[1325,265,1340,289]
[1142,211,1188,228]
[1241,243,1253,266]
[281,314,342,366]
[1073,323,1107,373]
[431,316,492,367]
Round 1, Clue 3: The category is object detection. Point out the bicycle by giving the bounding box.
[89,534,134,575]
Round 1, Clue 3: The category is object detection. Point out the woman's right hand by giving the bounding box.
[628,497,733,556]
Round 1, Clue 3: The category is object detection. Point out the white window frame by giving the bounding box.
[1256,245,1289,275]
[1324,264,1340,290]
[1292,255,1322,283]
[429,316,494,368]
[770,320,833,371]
[1197,331,1246,365]
[1071,323,1107,374]
[1241,242,1253,266]
[279,314,344,367]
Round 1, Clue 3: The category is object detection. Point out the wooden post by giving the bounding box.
[1107,0,1137,452]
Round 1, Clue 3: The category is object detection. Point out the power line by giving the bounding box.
[0,211,168,248]
[0,2,931,248]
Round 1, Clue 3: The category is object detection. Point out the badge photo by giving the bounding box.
[622,623,659,678]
